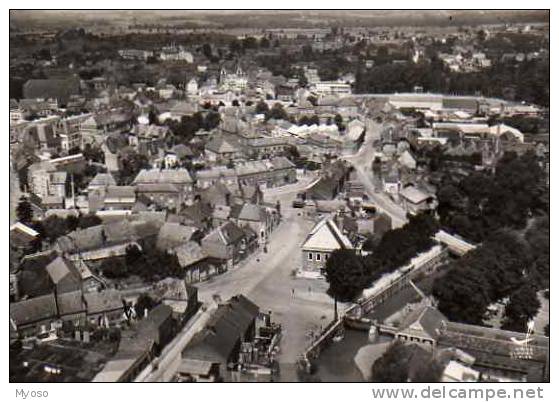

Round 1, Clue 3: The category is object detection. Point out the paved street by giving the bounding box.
[196,201,343,366]
[135,304,217,382]
[343,119,408,228]
[141,121,408,381]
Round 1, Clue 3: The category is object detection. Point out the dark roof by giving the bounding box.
[57,290,87,316]
[17,251,58,298]
[398,306,447,340]
[84,289,123,315]
[205,221,246,246]
[23,77,80,104]
[182,295,259,364]
[10,293,58,327]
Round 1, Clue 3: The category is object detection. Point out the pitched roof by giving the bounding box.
[23,77,80,103]
[400,186,431,204]
[45,256,81,287]
[398,305,447,340]
[57,290,87,316]
[182,295,259,363]
[301,218,352,251]
[203,221,245,246]
[133,168,193,185]
[88,173,117,188]
[174,241,208,268]
[84,289,123,315]
[205,136,241,154]
[156,222,197,250]
[10,293,58,327]
[231,203,267,222]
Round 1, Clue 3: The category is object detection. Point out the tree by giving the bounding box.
[125,244,143,267]
[135,293,157,318]
[77,213,102,229]
[371,342,443,382]
[42,216,69,243]
[16,196,33,224]
[255,100,270,114]
[324,249,370,320]
[204,111,221,130]
[265,103,288,121]
[259,37,270,48]
[148,109,159,125]
[502,285,541,332]
[202,43,213,59]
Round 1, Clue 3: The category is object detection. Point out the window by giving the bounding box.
[308,253,313,261]
[316,254,321,261]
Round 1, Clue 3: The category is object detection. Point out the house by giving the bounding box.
[211,205,232,227]
[136,183,184,212]
[383,169,400,195]
[205,135,243,163]
[45,256,83,294]
[301,217,352,273]
[156,222,198,251]
[399,185,435,215]
[198,181,232,207]
[133,168,194,194]
[201,221,250,268]
[398,150,417,170]
[56,114,92,151]
[180,295,259,381]
[134,303,175,355]
[395,305,447,347]
[87,173,117,192]
[55,220,153,262]
[305,160,349,200]
[174,241,220,283]
[10,293,58,338]
[10,222,40,250]
[84,289,124,326]
[22,76,81,105]
[230,203,277,244]
[441,361,480,382]
[88,185,136,212]
[152,278,199,324]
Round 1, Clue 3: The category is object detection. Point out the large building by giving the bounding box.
[301,217,352,274]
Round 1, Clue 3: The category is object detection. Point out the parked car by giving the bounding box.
[292,199,305,208]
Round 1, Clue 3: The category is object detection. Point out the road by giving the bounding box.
[135,304,217,382]
[342,118,408,228]
[137,119,407,382]
[139,179,343,382]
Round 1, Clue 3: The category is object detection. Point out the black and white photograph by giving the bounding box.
[7,6,552,396]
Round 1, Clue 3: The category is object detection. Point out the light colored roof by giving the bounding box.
[400,186,430,204]
[45,256,78,285]
[10,222,40,238]
[398,150,417,169]
[178,358,213,375]
[88,173,117,188]
[156,222,197,250]
[133,168,193,185]
[488,124,524,143]
[301,218,352,251]
[205,136,241,154]
[175,241,207,268]
[442,361,480,382]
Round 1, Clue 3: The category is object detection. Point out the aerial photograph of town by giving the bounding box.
[8,9,550,388]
